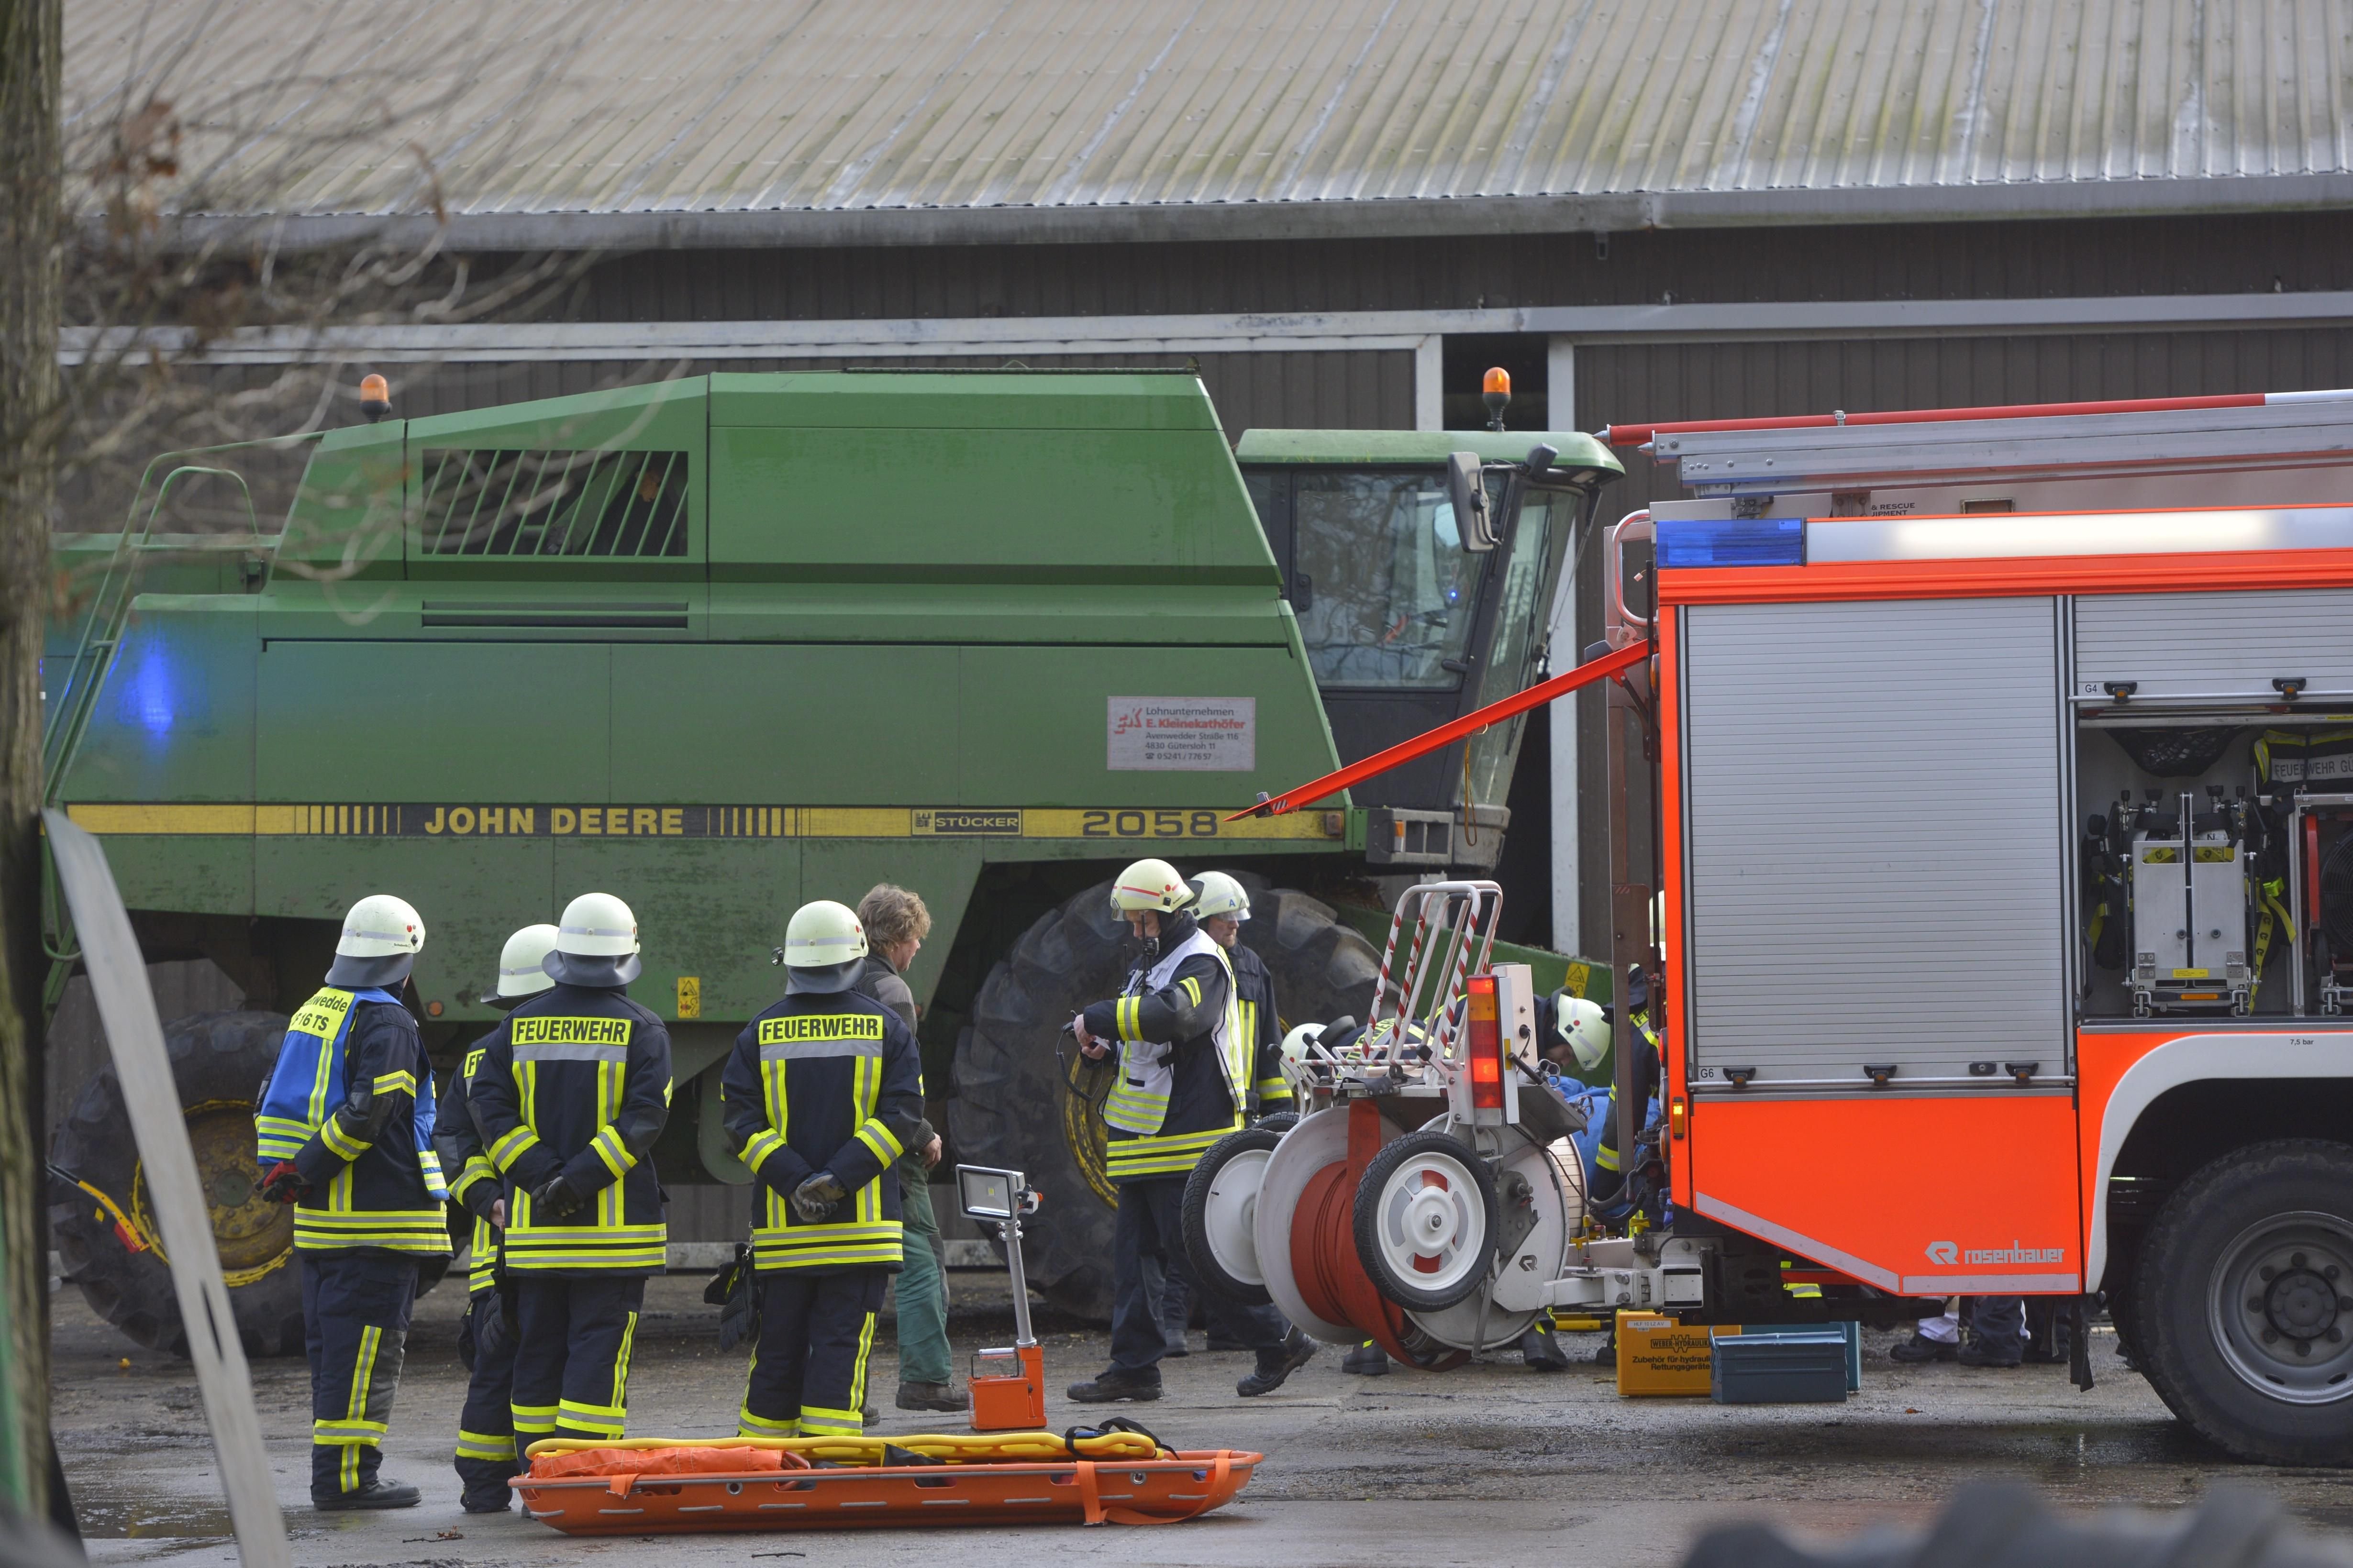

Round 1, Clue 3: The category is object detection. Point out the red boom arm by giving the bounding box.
[1230,639,1650,820]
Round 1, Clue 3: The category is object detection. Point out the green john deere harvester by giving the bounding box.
[43,370,1619,1349]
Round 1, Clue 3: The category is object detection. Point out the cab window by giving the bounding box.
[1291,471,1481,689]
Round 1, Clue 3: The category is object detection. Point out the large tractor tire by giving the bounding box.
[50,1009,450,1359]
[950,875,1379,1321]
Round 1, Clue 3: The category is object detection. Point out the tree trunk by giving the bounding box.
[0,0,62,1524]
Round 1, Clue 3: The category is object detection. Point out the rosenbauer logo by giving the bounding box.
[1925,1239,2066,1267]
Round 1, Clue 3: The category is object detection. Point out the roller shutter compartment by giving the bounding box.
[2074,589,2353,705]
[1680,596,2068,1091]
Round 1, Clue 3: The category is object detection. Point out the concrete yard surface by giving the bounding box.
[52,1272,2353,1568]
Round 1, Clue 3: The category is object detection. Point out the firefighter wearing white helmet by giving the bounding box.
[253,894,446,1510]
[722,899,923,1438]
[437,923,556,1512]
[1157,871,1296,1358]
[470,893,672,1455]
[1067,861,1313,1404]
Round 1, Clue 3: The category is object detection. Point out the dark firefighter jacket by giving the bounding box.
[722,988,925,1273]
[434,1034,503,1295]
[255,986,449,1256]
[1080,912,1241,1183]
[469,984,673,1276]
[1229,939,1293,1114]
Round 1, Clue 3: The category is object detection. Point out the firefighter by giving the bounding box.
[254,894,447,1510]
[1067,859,1314,1403]
[1160,870,1293,1356]
[470,893,672,1450]
[439,923,559,1513]
[723,900,925,1437]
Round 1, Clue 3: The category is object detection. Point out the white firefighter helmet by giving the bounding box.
[324,894,427,988]
[1555,994,1610,1072]
[1279,1021,1323,1069]
[1190,870,1251,922]
[484,923,561,1007]
[1110,858,1194,915]
[782,899,869,994]
[543,892,643,987]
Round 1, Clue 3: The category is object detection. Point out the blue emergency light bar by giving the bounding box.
[1654,516,1805,569]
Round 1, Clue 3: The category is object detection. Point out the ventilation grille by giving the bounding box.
[416,449,689,558]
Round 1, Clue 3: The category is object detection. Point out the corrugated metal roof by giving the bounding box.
[64,0,2353,246]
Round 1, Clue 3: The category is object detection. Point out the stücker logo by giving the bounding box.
[1925,1239,2066,1267]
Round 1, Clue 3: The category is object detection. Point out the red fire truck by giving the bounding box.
[1214,390,2353,1465]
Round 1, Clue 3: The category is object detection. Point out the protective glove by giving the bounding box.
[531,1175,584,1219]
[790,1171,847,1223]
[259,1160,310,1204]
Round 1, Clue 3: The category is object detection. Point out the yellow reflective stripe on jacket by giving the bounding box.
[501,1215,666,1273]
[294,1206,451,1254]
[1103,1117,1240,1181]
[255,1114,312,1162]
[417,1149,448,1201]
[1179,975,1202,1008]
[740,1128,788,1173]
[1102,1057,1170,1132]
[451,1154,498,1203]
[371,1070,416,1097]
[1257,1077,1294,1101]
[853,1117,903,1167]
[466,1214,499,1292]
[488,1126,540,1170]
[751,1218,905,1271]
[1114,993,1143,1042]
[589,1126,636,1179]
[319,1119,373,1160]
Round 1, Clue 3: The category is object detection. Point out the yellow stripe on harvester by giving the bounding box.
[64,803,1350,842]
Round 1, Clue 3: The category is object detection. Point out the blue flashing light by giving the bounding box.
[123,642,177,737]
[1656,517,1806,570]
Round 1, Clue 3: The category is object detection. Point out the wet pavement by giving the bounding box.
[49,1271,2353,1567]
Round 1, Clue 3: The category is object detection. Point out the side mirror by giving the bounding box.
[1524,443,1557,479]
[1447,451,1497,552]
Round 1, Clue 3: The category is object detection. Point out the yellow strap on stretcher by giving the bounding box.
[524,1430,1163,1466]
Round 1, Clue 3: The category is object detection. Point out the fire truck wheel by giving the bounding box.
[953,877,1379,1322]
[49,1010,304,1358]
[1352,1129,1500,1312]
[2133,1138,2353,1465]
[1181,1125,1286,1306]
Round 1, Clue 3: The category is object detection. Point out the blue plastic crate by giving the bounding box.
[1730,1321,1861,1391]
[1709,1328,1849,1404]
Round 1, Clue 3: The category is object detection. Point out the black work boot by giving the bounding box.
[1342,1340,1390,1376]
[1067,1367,1163,1403]
[1887,1333,1958,1364]
[1958,1336,2023,1369]
[1237,1329,1316,1397]
[314,1477,422,1511]
[1520,1325,1572,1372]
[460,1487,512,1514]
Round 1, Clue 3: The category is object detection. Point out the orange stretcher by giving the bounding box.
[512,1431,1261,1533]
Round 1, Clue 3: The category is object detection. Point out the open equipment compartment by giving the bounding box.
[2071,588,2353,1020]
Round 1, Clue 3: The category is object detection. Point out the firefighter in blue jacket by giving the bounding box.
[723,899,926,1437]
[437,923,559,1513]
[1067,860,1313,1404]
[471,893,672,1449]
[255,894,447,1510]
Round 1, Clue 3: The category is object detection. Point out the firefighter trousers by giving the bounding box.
[511,1276,644,1445]
[454,1287,522,1497]
[740,1270,885,1438]
[1110,1175,1287,1375]
[301,1251,416,1498]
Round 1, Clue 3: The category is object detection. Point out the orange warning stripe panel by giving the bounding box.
[512,1452,1261,1534]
